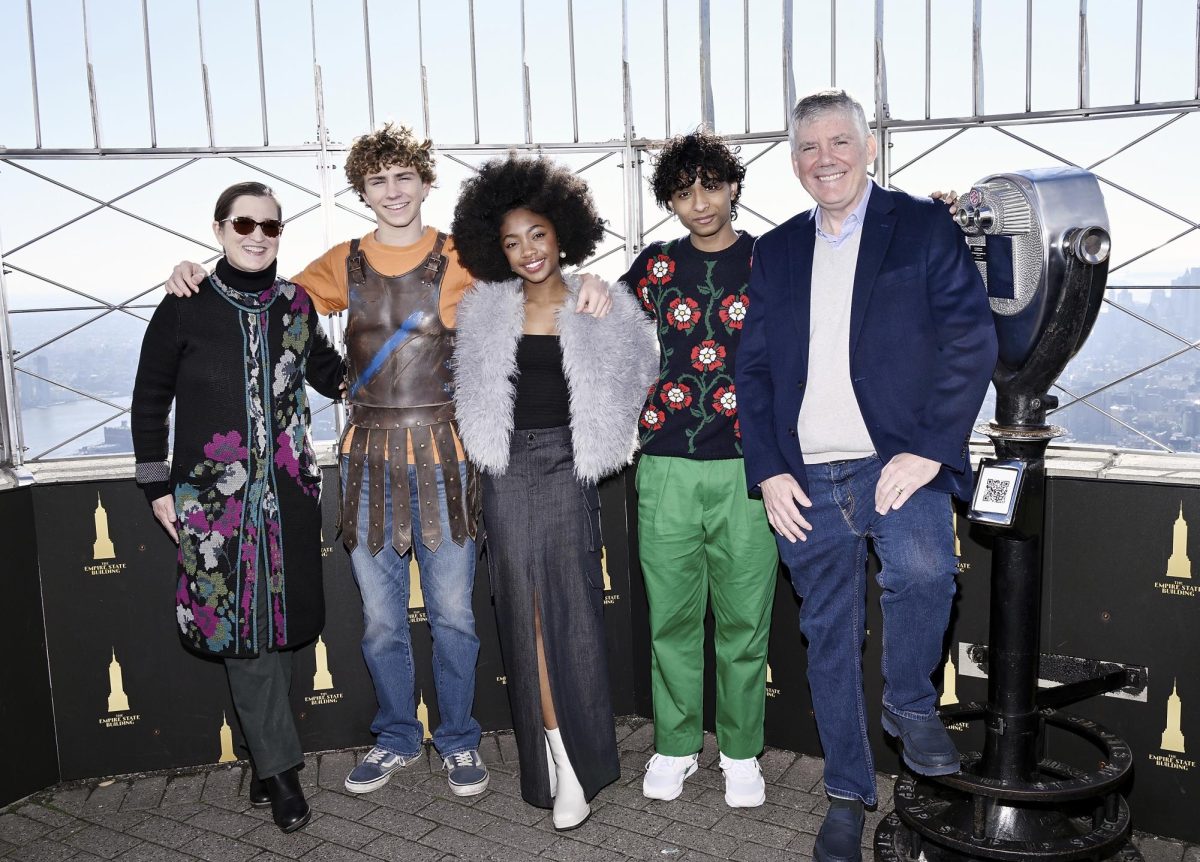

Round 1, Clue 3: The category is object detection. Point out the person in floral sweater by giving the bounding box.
[622,131,778,808]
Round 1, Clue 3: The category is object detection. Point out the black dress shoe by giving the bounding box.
[247,774,270,808]
[261,767,311,833]
[814,798,864,862]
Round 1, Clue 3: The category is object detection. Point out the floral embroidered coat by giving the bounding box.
[132,270,344,658]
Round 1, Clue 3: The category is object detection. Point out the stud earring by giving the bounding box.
[559,250,566,259]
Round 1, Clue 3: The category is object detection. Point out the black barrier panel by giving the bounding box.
[1043,478,1200,844]
[0,486,58,807]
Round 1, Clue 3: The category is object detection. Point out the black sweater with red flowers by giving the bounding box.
[620,231,755,460]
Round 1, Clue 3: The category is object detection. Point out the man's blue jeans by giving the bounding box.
[774,455,957,806]
[342,456,481,759]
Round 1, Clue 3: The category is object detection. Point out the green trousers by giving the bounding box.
[636,455,779,759]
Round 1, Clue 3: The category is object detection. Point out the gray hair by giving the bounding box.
[789,89,871,150]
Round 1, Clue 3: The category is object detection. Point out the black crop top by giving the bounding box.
[513,334,570,429]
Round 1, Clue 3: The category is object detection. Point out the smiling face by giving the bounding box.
[500,207,563,286]
[211,194,281,273]
[669,176,738,247]
[791,108,877,225]
[361,162,430,239]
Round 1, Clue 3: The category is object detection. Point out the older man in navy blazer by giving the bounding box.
[736,90,997,862]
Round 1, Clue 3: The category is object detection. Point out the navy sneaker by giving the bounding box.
[881,710,961,776]
[443,750,490,797]
[814,797,865,862]
[344,746,417,793]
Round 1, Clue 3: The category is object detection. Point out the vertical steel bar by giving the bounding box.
[830,0,836,87]
[622,0,640,268]
[662,0,671,135]
[0,222,25,466]
[1135,0,1143,104]
[80,0,102,149]
[1025,0,1033,113]
[567,0,580,142]
[469,0,481,144]
[140,0,157,148]
[24,0,42,149]
[362,0,375,129]
[254,0,269,145]
[743,0,750,133]
[874,0,888,186]
[520,0,532,144]
[783,0,795,135]
[925,0,931,119]
[1079,0,1089,109]
[196,0,215,148]
[1195,0,1200,99]
[700,0,715,129]
[418,0,430,138]
[972,0,983,117]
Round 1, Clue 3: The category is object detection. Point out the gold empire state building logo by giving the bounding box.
[1158,503,1199,597]
[94,494,115,560]
[417,690,433,742]
[765,663,779,698]
[408,558,428,623]
[218,712,237,763]
[107,648,129,712]
[1162,680,1186,753]
[941,652,959,706]
[313,636,334,691]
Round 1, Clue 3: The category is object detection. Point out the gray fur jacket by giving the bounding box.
[453,275,657,483]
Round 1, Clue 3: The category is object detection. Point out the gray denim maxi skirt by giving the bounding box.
[481,425,621,808]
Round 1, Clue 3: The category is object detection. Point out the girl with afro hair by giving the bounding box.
[451,156,657,829]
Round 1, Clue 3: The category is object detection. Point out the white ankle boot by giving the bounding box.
[544,727,589,830]
[545,734,557,798]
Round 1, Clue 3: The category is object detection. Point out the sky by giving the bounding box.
[2,0,1200,455]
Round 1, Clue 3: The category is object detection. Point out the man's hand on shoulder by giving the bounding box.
[760,473,813,543]
[165,261,208,297]
[575,272,613,318]
[875,452,941,514]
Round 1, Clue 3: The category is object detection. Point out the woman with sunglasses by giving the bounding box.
[451,156,656,829]
[131,182,344,834]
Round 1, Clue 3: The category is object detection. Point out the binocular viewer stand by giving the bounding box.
[874,423,1141,862]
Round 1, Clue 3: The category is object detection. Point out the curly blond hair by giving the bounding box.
[344,123,437,202]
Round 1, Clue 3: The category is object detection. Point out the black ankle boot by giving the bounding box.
[262,767,310,833]
[247,773,270,808]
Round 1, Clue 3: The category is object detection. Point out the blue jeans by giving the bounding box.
[342,456,481,759]
[775,455,957,806]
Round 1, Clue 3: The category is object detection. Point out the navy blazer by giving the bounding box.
[735,184,998,501]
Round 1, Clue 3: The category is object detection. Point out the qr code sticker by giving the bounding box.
[982,477,1010,505]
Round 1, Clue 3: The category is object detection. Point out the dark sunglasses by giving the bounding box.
[221,216,284,238]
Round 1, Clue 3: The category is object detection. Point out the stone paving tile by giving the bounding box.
[57,824,141,860]
[159,777,205,810]
[307,791,378,822]
[618,723,655,753]
[360,784,433,816]
[645,798,723,830]
[245,852,298,862]
[1184,846,1200,862]
[293,843,378,862]
[110,844,195,862]
[414,800,496,835]
[775,756,824,793]
[758,748,799,784]
[1138,835,1189,862]
[44,790,90,818]
[417,824,499,860]
[468,792,546,828]
[357,807,438,842]
[237,820,323,856]
[151,803,208,825]
[176,831,259,862]
[199,768,243,805]
[77,812,150,835]
[119,778,167,813]
[728,842,813,862]
[184,807,260,838]
[125,814,203,849]
[79,783,128,818]
[485,847,540,862]
[359,834,445,862]
[655,820,738,858]
[496,734,519,767]
[0,835,18,857]
[317,752,357,791]
[0,814,55,847]
[712,810,799,850]
[591,802,672,837]
[541,836,631,862]
[300,814,384,850]
[5,837,79,862]
[475,817,558,855]
[9,806,75,831]
[784,828,817,858]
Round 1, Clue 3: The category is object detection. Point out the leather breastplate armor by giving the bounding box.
[339,233,478,556]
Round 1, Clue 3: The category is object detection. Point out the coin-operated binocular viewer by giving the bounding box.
[876,169,1142,862]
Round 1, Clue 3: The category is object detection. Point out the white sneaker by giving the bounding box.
[642,752,698,801]
[719,753,766,807]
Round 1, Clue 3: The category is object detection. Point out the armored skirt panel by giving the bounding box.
[340,233,477,557]
[481,425,621,808]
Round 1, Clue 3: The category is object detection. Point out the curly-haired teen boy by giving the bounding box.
[623,130,778,809]
[163,123,611,800]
